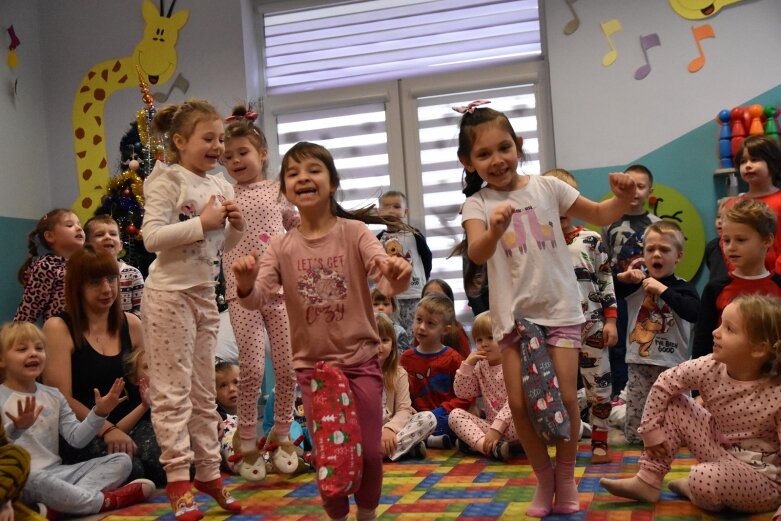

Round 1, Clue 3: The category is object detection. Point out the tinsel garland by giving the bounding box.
[107,170,144,206]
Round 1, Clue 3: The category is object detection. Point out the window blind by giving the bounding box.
[263,0,541,94]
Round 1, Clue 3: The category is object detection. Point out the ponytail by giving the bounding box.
[18,209,71,284]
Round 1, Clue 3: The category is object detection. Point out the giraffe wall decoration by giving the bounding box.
[71,0,189,222]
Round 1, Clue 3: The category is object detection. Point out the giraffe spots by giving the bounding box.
[82,102,92,113]
[112,60,122,72]
[99,158,107,169]
[77,151,86,159]
[81,197,93,209]
[101,69,108,82]
[75,128,85,139]
[87,71,96,80]
[82,169,93,181]
[80,85,90,93]
[95,116,102,126]
[94,89,106,101]
[118,74,128,84]
[93,135,102,145]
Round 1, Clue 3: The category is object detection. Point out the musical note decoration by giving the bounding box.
[153,72,190,102]
[687,24,715,73]
[600,19,623,67]
[634,33,661,80]
[563,0,580,35]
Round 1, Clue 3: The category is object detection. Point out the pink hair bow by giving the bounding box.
[452,99,491,114]
[225,111,258,122]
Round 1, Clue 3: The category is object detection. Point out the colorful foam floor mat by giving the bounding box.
[102,443,772,520]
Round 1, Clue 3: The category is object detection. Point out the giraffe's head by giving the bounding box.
[133,0,189,86]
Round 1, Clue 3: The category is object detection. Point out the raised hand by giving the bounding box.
[222,199,245,232]
[617,268,646,284]
[232,253,261,297]
[200,195,227,231]
[5,396,43,430]
[488,203,515,237]
[642,277,667,297]
[93,378,127,418]
[608,172,636,202]
[375,256,412,281]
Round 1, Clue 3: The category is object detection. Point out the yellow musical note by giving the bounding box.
[600,19,623,67]
[563,0,580,35]
[687,24,715,73]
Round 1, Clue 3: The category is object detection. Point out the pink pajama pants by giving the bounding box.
[141,287,221,483]
[448,408,519,454]
[638,394,781,513]
[228,295,295,442]
[296,357,384,520]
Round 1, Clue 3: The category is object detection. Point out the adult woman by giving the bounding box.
[42,245,164,486]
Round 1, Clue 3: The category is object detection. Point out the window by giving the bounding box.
[256,0,551,332]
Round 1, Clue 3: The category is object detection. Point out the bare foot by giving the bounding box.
[667,478,691,499]
[600,476,660,503]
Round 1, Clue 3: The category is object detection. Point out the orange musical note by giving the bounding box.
[563,0,580,35]
[600,19,623,67]
[687,24,715,73]
[634,33,661,80]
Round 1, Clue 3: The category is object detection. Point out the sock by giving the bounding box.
[552,458,580,514]
[193,477,242,513]
[166,481,203,521]
[527,461,554,517]
[426,434,452,449]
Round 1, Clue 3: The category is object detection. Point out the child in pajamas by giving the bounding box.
[601,294,781,519]
[448,312,518,460]
[222,106,298,479]
[376,313,435,460]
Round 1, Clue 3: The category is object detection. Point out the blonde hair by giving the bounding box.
[124,348,146,386]
[732,294,781,380]
[375,313,399,392]
[723,198,777,239]
[153,98,222,164]
[543,168,578,189]
[471,311,493,341]
[0,322,45,382]
[417,293,455,327]
[645,220,685,252]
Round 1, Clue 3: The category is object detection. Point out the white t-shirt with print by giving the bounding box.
[461,175,584,341]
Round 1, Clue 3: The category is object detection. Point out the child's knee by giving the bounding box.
[687,463,724,511]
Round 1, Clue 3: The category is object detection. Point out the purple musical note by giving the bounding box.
[634,33,661,80]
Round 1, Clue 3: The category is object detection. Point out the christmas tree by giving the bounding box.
[95,69,161,278]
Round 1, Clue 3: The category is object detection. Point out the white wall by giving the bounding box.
[544,0,781,169]
[39,0,252,210]
[0,0,51,220]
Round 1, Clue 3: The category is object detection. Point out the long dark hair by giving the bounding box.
[456,107,524,197]
[279,142,412,230]
[64,245,123,350]
[736,135,781,188]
